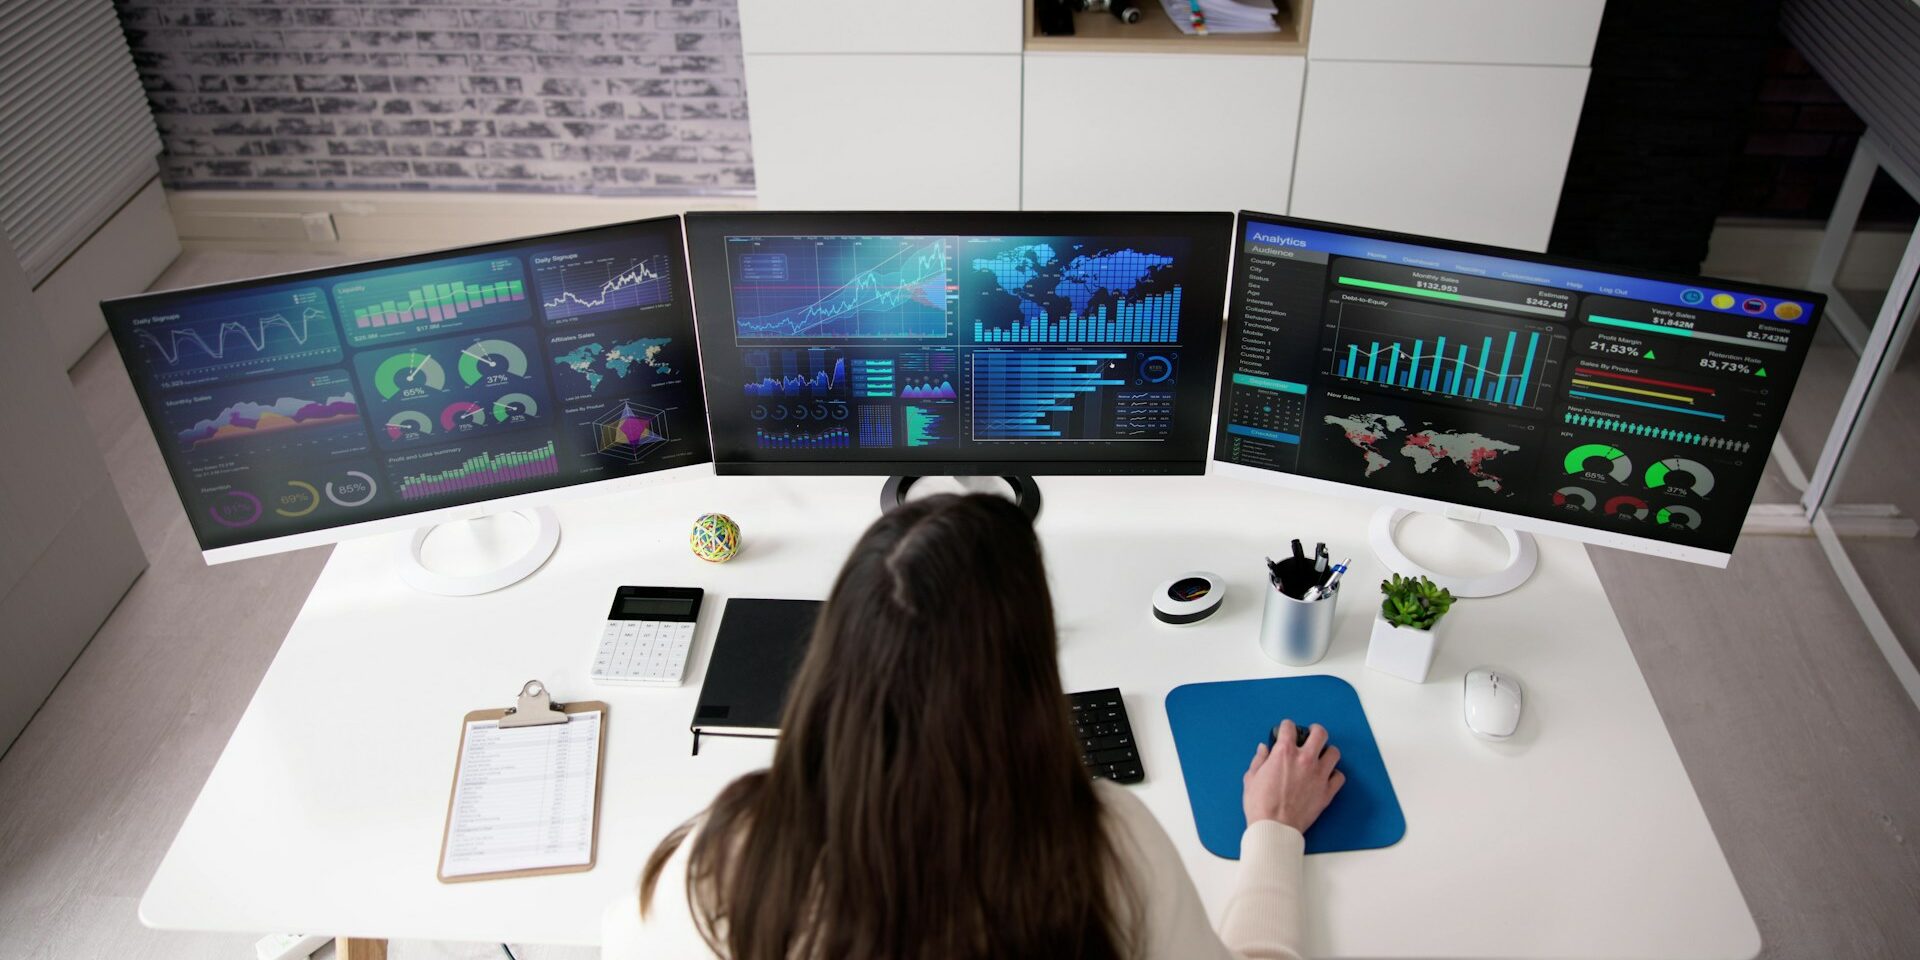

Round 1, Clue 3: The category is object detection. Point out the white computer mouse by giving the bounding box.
[1463,667,1524,741]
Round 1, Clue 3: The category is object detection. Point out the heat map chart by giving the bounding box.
[964,238,1187,345]
[727,236,953,341]
[532,242,674,323]
[126,285,342,388]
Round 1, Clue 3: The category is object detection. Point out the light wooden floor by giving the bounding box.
[2,251,1917,959]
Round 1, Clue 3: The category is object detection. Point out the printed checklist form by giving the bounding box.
[438,709,602,881]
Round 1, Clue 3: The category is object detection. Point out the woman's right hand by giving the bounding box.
[1242,720,1345,833]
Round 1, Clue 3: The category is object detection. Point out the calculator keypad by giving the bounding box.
[591,619,697,685]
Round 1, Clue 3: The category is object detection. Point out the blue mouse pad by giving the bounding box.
[1165,675,1405,858]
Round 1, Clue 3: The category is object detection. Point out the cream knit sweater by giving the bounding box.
[601,779,1307,959]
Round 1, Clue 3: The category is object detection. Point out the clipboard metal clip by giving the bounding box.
[499,680,570,728]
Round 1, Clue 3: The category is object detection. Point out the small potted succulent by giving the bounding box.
[1366,573,1455,683]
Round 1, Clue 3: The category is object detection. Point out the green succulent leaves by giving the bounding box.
[1378,573,1454,631]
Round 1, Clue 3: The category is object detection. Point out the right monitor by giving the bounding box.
[1213,212,1825,565]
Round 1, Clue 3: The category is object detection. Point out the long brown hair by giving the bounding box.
[642,493,1135,958]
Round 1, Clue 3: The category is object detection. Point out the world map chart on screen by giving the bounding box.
[552,336,675,394]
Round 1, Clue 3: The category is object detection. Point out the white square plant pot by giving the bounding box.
[1366,615,1443,683]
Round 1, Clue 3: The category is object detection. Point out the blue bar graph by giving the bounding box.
[1494,331,1516,404]
[1334,329,1544,408]
[972,352,1126,440]
[1514,330,1539,404]
[970,288,1181,344]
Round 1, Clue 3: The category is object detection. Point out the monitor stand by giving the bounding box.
[880,475,1043,520]
[1368,506,1538,598]
[396,506,562,597]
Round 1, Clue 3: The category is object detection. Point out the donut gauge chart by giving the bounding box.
[1553,486,1597,511]
[325,470,378,507]
[751,400,848,422]
[373,351,446,400]
[1138,354,1175,384]
[458,337,529,385]
[386,410,434,442]
[274,480,322,518]
[441,400,487,431]
[492,392,540,423]
[1657,504,1702,529]
[1646,457,1714,496]
[208,490,263,528]
[1604,494,1649,519]
[1565,443,1631,482]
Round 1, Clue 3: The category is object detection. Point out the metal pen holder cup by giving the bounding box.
[1260,558,1340,666]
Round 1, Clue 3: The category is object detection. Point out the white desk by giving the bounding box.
[141,474,1760,959]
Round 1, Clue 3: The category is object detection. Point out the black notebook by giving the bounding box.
[690,598,822,754]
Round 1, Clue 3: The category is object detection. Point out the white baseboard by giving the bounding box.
[1703,217,1908,290]
[32,177,181,369]
[166,189,758,258]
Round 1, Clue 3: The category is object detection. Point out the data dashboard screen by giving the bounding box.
[103,217,710,551]
[686,212,1232,475]
[1214,214,1823,556]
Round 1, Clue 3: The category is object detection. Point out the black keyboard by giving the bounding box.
[1069,688,1143,784]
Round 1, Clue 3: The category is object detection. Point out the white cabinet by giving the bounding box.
[742,54,1022,210]
[1022,53,1304,212]
[1288,60,1590,251]
[734,4,1601,231]
[1307,0,1604,66]
[737,0,1022,54]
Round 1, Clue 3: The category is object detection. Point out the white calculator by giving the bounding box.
[590,586,705,686]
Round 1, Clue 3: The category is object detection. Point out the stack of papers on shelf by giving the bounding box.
[1159,0,1283,34]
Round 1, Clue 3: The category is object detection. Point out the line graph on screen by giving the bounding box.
[128,285,343,385]
[730,237,952,341]
[536,252,673,322]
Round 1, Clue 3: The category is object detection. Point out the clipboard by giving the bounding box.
[437,680,610,883]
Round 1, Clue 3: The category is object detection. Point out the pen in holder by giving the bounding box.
[1260,554,1342,666]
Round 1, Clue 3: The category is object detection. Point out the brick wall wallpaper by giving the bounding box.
[114,0,754,194]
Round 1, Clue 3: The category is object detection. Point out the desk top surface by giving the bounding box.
[140,473,1759,959]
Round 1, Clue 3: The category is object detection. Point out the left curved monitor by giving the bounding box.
[101,215,712,563]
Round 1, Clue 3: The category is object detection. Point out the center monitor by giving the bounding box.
[684,212,1232,483]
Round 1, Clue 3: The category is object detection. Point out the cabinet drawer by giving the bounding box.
[1022,53,1304,212]
[744,54,1022,209]
[738,0,1023,54]
[1289,60,1590,251]
[1309,0,1603,66]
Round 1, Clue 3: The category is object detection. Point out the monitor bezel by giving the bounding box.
[1208,209,1829,566]
[99,213,713,564]
[683,210,1235,478]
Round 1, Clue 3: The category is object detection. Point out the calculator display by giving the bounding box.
[617,597,696,618]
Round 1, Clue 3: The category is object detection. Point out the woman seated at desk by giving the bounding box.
[604,494,1344,960]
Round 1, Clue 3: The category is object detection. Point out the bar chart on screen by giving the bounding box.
[335,254,532,346]
[1327,300,1565,411]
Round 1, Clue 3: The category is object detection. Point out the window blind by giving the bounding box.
[1782,0,1920,179]
[0,0,162,285]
